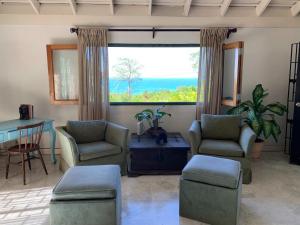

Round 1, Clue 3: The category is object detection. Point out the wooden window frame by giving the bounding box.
[46,44,79,105]
[108,43,199,105]
[222,41,244,107]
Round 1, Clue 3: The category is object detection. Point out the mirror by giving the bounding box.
[46,44,79,105]
[222,41,244,107]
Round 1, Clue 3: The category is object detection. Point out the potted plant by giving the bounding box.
[134,106,171,136]
[228,84,287,159]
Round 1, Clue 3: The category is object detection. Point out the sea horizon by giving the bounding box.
[110,77,197,94]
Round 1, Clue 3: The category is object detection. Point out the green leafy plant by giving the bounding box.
[134,106,171,128]
[228,84,287,142]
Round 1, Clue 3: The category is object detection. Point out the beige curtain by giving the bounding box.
[77,27,109,120]
[196,28,229,119]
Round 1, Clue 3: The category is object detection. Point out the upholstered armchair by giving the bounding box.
[56,120,129,175]
[188,114,256,184]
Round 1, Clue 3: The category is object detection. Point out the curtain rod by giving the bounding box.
[70,27,237,38]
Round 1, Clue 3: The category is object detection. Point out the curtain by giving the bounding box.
[77,27,109,120]
[196,28,229,119]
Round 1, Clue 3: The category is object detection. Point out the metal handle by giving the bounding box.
[296,102,300,107]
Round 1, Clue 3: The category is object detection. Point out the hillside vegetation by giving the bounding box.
[110,86,198,102]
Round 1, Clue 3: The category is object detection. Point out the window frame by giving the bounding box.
[46,44,79,105]
[108,43,199,106]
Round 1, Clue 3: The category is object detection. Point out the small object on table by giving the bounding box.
[128,132,190,176]
[136,121,145,142]
[156,130,168,145]
[19,104,34,120]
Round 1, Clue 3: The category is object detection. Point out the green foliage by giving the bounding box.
[134,109,154,127]
[134,106,171,128]
[227,84,287,142]
[154,106,172,120]
[110,86,198,103]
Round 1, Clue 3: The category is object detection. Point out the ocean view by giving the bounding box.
[110,78,198,94]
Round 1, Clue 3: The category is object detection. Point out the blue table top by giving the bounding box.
[0,118,54,133]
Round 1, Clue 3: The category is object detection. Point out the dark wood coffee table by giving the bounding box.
[128,132,190,176]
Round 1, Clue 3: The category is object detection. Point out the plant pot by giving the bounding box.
[252,139,264,159]
[146,127,166,138]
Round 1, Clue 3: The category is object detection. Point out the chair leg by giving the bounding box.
[5,152,10,179]
[27,153,32,170]
[37,150,48,175]
[22,153,26,185]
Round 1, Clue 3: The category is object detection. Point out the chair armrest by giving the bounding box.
[188,120,202,155]
[56,126,79,166]
[239,125,256,158]
[105,122,129,152]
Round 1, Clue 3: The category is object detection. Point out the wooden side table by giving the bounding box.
[128,132,190,176]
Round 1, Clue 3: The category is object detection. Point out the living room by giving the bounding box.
[1,1,300,225]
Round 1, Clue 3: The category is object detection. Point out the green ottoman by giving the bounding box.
[50,165,121,225]
[179,155,242,225]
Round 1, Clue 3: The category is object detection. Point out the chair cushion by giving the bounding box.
[78,141,121,161]
[66,120,106,144]
[199,139,244,157]
[201,114,241,141]
[52,165,120,201]
[182,155,241,189]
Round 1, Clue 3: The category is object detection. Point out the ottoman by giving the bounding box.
[50,165,121,225]
[179,155,242,225]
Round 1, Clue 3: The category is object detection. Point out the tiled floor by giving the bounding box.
[0,152,300,225]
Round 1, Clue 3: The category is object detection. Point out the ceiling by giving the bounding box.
[0,0,300,17]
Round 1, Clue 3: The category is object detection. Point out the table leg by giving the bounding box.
[49,127,57,164]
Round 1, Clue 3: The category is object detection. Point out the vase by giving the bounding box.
[153,118,159,129]
[252,139,264,159]
[137,121,145,136]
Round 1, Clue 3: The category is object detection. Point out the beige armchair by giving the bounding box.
[189,114,256,184]
[56,120,129,175]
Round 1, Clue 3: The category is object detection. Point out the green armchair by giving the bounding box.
[56,120,129,175]
[188,114,256,184]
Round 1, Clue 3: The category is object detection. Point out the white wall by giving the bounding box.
[0,26,299,150]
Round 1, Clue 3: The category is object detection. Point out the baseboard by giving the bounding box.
[263,145,284,152]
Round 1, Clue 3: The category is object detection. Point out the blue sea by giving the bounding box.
[110,78,197,94]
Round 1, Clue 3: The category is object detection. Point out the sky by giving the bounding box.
[108,47,199,79]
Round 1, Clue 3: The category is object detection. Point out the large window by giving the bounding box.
[109,45,199,104]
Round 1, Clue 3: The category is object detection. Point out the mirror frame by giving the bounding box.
[222,41,244,107]
[46,44,79,105]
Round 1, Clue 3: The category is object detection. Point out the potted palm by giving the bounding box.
[228,84,287,159]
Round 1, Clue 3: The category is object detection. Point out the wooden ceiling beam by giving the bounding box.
[110,0,114,15]
[183,0,192,16]
[68,0,77,15]
[256,0,272,16]
[220,0,232,16]
[148,0,152,16]
[28,0,40,14]
[291,1,300,16]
